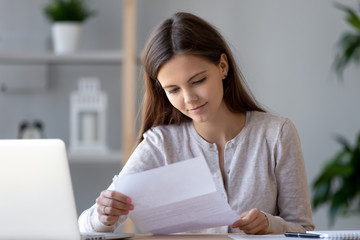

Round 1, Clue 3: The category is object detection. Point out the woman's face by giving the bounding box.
[157,54,228,123]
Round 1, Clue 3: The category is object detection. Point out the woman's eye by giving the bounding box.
[193,77,206,85]
[168,88,179,94]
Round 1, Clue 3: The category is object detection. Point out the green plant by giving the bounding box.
[312,133,360,225]
[44,0,96,22]
[332,2,360,79]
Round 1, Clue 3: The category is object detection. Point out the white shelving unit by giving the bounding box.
[0,51,127,164]
[0,51,124,65]
[68,150,123,164]
[0,51,126,163]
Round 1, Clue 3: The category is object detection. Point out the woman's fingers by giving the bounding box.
[232,208,268,235]
[97,190,133,209]
[96,190,134,226]
[100,190,132,205]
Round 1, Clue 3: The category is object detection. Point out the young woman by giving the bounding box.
[78,12,314,234]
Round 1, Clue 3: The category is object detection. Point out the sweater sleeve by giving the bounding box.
[266,119,314,233]
[78,203,121,233]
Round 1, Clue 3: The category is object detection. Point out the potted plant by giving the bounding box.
[43,0,96,54]
[312,134,360,225]
[312,2,360,226]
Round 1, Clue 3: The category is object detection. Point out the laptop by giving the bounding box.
[0,139,133,240]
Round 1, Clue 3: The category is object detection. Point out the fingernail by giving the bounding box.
[129,205,134,210]
[126,198,132,203]
[232,224,236,228]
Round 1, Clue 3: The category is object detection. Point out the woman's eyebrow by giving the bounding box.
[162,70,207,89]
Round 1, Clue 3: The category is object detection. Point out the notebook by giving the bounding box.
[0,139,133,240]
[307,231,360,239]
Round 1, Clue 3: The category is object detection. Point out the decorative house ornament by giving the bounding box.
[70,77,108,153]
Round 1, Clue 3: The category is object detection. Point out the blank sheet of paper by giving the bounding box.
[113,156,239,234]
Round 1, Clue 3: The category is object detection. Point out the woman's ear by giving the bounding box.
[219,53,229,79]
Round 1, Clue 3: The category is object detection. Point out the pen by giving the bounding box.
[285,232,324,238]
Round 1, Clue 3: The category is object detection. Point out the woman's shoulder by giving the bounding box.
[246,111,296,135]
[248,111,289,126]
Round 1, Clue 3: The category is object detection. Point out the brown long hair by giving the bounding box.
[137,12,264,145]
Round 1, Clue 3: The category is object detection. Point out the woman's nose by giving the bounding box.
[183,89,198,104]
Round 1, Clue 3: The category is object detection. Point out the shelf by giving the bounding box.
[0,51,126,65]
[68,150,123,164]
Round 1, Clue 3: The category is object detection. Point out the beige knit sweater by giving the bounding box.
[78,111,315,234]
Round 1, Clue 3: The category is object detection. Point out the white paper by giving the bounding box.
[113,156,239,234]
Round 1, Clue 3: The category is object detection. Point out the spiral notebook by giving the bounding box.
[307,231,360,239]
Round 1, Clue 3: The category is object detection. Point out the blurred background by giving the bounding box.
[0,0,359,231]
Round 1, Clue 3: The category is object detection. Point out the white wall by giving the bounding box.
[137,0,360,230]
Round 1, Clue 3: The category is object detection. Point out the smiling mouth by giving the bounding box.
[189,103,207,112]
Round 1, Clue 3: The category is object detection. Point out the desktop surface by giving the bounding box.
[129,233,292,240]
[130,234,233,240]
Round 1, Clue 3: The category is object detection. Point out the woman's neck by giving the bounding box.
[193,109,246,147]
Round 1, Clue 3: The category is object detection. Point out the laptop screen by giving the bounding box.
[0,139,80,240]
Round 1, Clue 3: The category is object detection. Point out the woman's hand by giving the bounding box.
[96,190,134,226]
[232,208,269,235]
